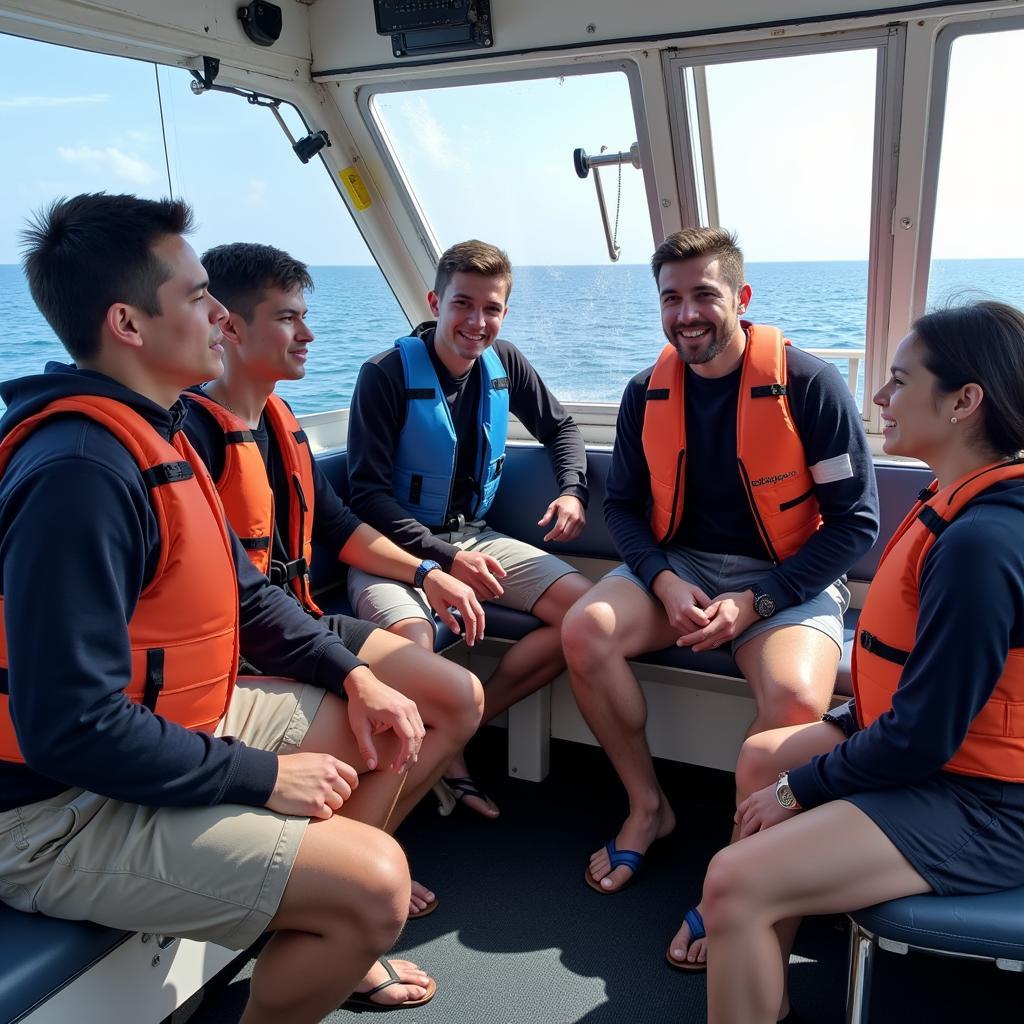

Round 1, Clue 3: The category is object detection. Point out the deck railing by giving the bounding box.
[805,347,866,398]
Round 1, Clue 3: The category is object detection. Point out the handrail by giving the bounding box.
[804,346,865,396]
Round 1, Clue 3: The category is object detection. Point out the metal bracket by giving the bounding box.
[877,936,910,955]
[573,142,641,262]
[188,56,220,94]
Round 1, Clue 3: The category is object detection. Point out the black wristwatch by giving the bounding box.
[414,559,442,589]
[749,583,777,619]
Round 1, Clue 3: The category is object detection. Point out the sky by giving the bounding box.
[0,25,1022,267]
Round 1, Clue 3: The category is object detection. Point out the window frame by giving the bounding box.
[356,59,660,271]
[913,13,1024,318]
[663,26,907,424]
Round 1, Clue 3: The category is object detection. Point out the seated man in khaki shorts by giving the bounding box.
[0,194,480,1020]
[347,239,593,816]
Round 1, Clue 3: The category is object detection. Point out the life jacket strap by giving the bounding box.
[859,629,910,666]
[269,557,308,586]
[143,648,165,711]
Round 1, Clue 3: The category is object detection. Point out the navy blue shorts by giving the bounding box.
[845,774,1024,896]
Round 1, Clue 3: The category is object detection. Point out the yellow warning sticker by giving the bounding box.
[339,166,372,211]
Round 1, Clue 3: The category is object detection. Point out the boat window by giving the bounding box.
[666,36,900,412]
[0,32,409,415]
[925,26,1024,311]
[369,71,657,404]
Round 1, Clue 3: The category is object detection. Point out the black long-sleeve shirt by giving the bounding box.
[183,392,362,566]
[789,480,1024,807]
[0,364,364,813]
[604,342,879,610]
[346,325,588,568]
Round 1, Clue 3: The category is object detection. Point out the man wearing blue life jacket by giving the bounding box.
[347,239,593,817]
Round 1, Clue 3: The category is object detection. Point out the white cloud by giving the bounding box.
[0,93,109,109]
[56,145,158,185]
[397,98,467,170]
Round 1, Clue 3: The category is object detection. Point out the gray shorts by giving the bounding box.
[348,526,578,632]
[0,679,324,950]
[607,547,849,654]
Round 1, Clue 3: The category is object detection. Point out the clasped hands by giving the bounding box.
[652,571,760,653]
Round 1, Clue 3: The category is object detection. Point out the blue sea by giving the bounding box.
[2,260,1022,414]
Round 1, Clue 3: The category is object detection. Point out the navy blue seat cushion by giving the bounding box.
[0,904,128,1022]
[850,886,1024,961]
[308,447,923,696]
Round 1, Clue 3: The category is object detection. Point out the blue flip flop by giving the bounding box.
[666,906,707,972]
[584,838,645,893]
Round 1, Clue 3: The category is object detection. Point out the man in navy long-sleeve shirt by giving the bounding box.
[182,240,487,917]
[564,229,878,926]
[0,194,442,1019]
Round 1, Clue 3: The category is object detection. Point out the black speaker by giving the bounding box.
[238,2,282,47]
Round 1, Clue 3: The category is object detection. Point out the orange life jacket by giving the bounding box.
[641,323,822,560]
[854,459,1024,782]
[0,396,239,764]
[186,392,321,615]
[186,392,274,575]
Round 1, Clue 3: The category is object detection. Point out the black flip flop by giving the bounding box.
[341,958,437,1011]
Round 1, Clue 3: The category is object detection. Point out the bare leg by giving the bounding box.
[309,637,483,913]
[356,628,484,824]
[391,574,593,820]
[672,626,839,962]
[563,577,683,891]
[240,689,433,1024]
[240,815,413,1024]
[703,800,930,1024]
[387,616,502,820]
[736,625,839,739]
[479,572,593,721]
[668,721,844,977]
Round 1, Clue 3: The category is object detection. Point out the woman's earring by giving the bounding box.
[950,416,958,424]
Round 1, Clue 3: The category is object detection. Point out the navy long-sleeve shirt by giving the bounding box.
[182,392,363,566]
[347,325,589,569]
[0,364,364,813]
[604,340,879,610]
[789,479,1024,808]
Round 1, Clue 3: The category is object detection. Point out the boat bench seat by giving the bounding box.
[0,905,128,1023]
[846,887,1024,1021]
[314,445,932,700]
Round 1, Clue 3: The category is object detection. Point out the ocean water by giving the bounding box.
[2,260,1022,415]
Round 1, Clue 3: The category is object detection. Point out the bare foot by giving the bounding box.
[587,799,676,893]
[667,903,708,970]
[409,879,436,918]
[439,755,499,819]
[350,958,433,1007]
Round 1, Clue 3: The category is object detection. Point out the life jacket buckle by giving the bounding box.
[269,557,308,586]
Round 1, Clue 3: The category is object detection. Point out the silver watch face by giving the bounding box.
[776,779,797,809]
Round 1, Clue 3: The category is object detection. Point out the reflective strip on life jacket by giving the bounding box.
[641,323,822,559]
[0,396,239,764]
[854,459,1024,781]
[392,336,510,527]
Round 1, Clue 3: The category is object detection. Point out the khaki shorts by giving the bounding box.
[0,678,323,950]
[347,527,578,632]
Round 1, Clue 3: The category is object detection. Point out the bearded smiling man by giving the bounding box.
[560,228,879,972]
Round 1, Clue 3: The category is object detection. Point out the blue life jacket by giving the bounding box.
[392,335,510,526]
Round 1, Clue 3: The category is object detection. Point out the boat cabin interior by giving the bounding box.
[0,0,1021,1021]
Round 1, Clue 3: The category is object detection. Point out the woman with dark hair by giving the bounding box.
[695,301,1024,1024]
